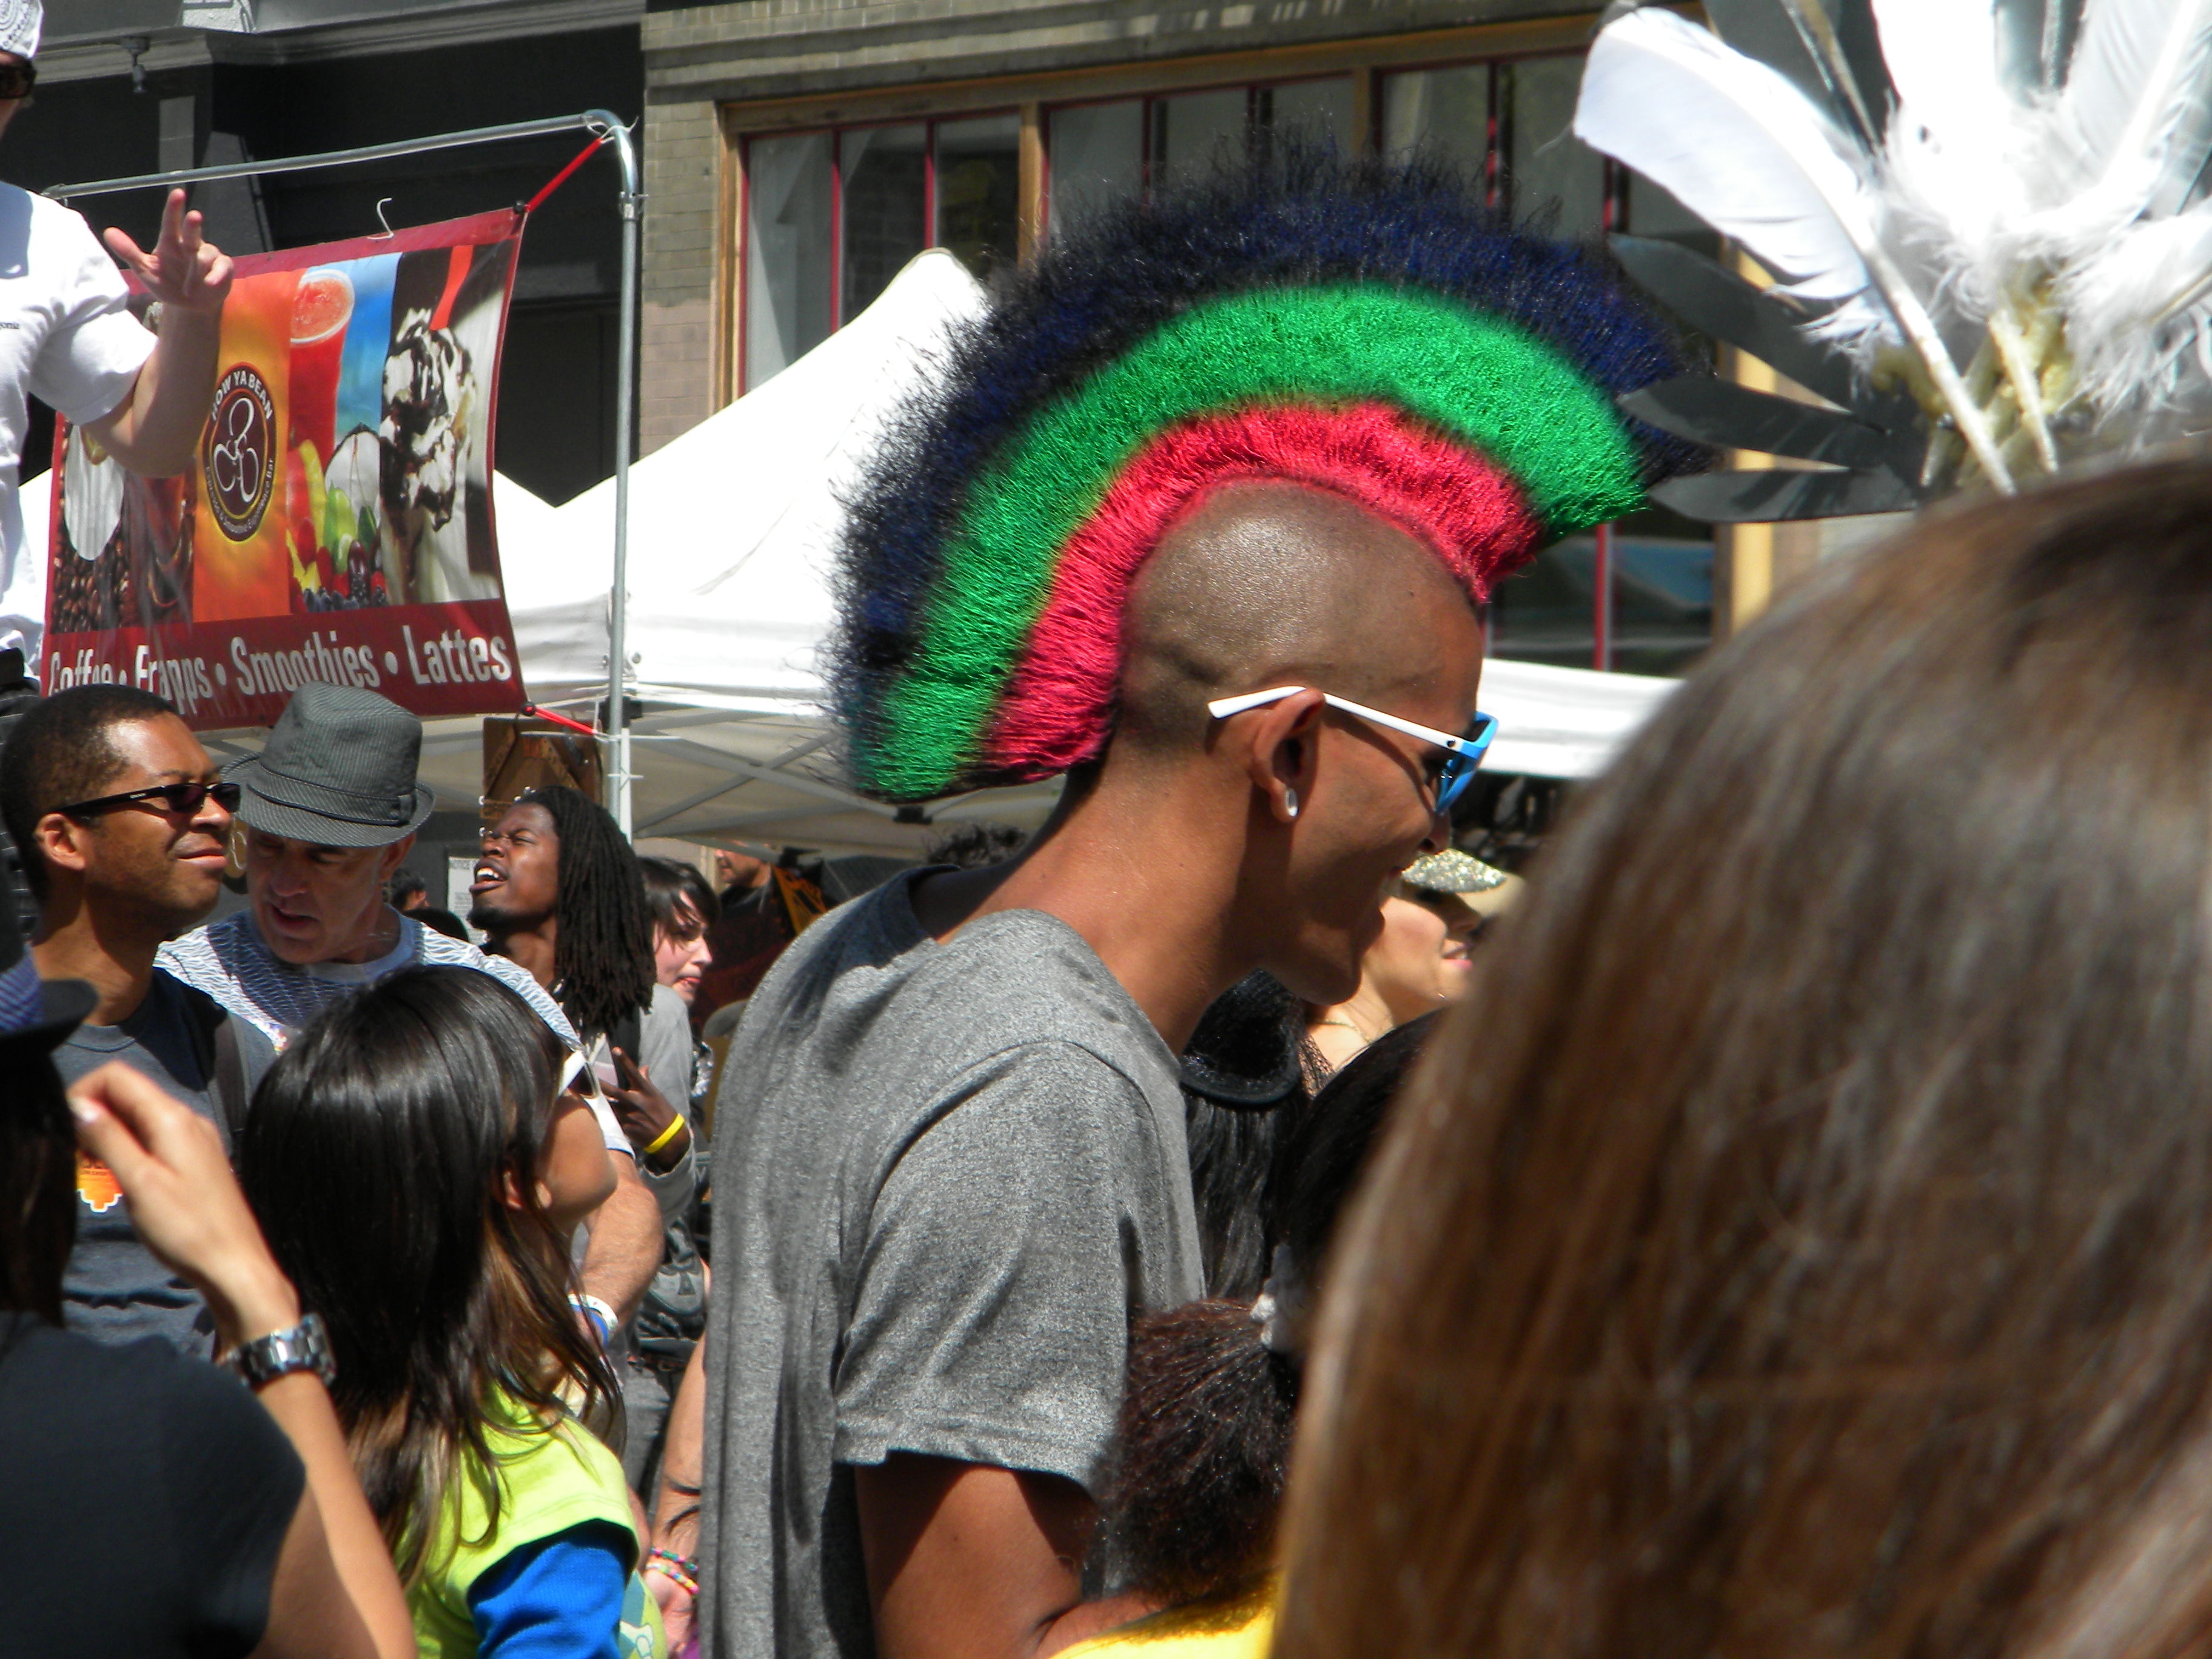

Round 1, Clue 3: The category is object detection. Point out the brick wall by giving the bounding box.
[645,0,1581,101]
[641,96,720,455]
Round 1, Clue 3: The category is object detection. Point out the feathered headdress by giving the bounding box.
[1575,0,2212,518]
[830,151,1709,803]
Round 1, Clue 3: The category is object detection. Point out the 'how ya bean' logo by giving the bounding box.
[203,364,277,541]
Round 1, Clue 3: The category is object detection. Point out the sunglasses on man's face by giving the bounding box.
[1207,686,1497,815]
[0,64,38,101]
[56,780,242,822]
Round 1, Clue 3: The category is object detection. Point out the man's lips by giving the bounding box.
[470,863,504,894]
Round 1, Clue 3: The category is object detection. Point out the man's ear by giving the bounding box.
[375,833,415,882]
[32,811,92,881]
[1238,689,1326,825]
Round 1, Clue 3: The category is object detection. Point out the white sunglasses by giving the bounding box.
[557,1045,589,1096]
[1206,686,1498,813]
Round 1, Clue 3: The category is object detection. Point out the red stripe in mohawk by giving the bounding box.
[981,401,1543,780]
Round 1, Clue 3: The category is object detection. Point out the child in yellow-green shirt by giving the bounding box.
[239,965,662,1658]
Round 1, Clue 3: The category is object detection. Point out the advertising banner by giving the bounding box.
[44,209,529,727]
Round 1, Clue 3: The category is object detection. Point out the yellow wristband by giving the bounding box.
[641,1113,687,1158]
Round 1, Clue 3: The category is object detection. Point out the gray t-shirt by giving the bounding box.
[699,872,1202,1659]
[639,981,694,1106]
[55,969,275,1351]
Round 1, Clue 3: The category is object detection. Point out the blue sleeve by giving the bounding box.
[468,1520,632,1659]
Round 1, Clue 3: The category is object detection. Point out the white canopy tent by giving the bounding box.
[440,249,1066,854]
[18,249,1683,854]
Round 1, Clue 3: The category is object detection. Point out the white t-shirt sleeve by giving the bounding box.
[28,203,154,427]
[588,1088,634,1157]
[582,1037,638,1158]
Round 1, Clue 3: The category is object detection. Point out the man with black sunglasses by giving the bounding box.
[0,1,237,665]
[0,682,276,1349]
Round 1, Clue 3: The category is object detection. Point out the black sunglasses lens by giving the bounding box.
[0,67,35,98]
[156,782,241,814]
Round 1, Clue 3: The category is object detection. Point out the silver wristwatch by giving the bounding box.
[224,1312,338,1390]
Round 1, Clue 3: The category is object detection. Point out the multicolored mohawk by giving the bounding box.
[831,148,1708,803]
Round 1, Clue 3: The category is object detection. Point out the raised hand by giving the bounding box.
[102,187,233,318]
[609,1047,691,1171]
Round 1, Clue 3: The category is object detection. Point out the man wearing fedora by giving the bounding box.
[159,683,667,1330]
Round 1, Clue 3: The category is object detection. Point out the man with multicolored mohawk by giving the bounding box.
[694,150,1705,1659]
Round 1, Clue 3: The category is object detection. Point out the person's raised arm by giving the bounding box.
[857,1455,1151,1659]
[68,1062,414,1659]
[580,1147,662,1326]
[82,189,232,479]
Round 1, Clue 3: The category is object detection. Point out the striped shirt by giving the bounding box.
[161,911,577,1053]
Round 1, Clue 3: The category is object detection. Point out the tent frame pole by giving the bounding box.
[45,107,648,838]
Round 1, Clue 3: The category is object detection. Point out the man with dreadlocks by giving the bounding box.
[692,150,1707,1659]
[158,686,669,1347]
[471,783,699,1208]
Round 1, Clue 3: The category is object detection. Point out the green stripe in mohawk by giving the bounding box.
[828,146,1709,803]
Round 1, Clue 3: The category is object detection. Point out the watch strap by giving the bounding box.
[226,1311,337,1390]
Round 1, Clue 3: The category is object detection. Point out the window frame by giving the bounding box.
[737,112,1022,392]
[720,12,1605,403]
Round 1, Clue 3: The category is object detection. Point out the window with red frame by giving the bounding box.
[743,115,1022,391]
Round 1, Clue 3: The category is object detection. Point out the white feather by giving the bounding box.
[1874,0,2006,143]
[1574,0,2212,474]
[2014,0,2212,252]
[1871,0,2025,326]
[1573,8,1876,309]
[2060,199,2212,419]
[1858,0,2017,340]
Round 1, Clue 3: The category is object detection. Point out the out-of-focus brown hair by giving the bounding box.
[1276,461,2212,1659]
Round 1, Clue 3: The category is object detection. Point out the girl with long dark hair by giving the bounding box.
[238,965,659,1657]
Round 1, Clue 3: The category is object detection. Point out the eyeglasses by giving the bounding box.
[0,64,38,101]
[557,1046,590,1097]
[56,780,242,822]
[1207,686,1497,814]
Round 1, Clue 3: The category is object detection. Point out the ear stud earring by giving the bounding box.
[1284,788,1299,819]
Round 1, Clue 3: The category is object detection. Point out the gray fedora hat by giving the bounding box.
[226,683,435,848]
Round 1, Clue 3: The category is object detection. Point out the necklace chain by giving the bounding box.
[1313,1014,1379,1043]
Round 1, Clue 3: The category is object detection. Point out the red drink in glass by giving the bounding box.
[287,267,354,453]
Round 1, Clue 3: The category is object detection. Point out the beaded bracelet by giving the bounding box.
[645,1549,700,1598]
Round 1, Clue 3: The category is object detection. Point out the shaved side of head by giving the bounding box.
[1116,481,1484,758]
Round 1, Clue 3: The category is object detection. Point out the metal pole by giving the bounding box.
[43,112,615,200]
[1592,522,1615,672]
[603,118,642,840]
[46,109,648,840]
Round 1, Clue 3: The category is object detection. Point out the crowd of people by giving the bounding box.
[10,18,2212,1659]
